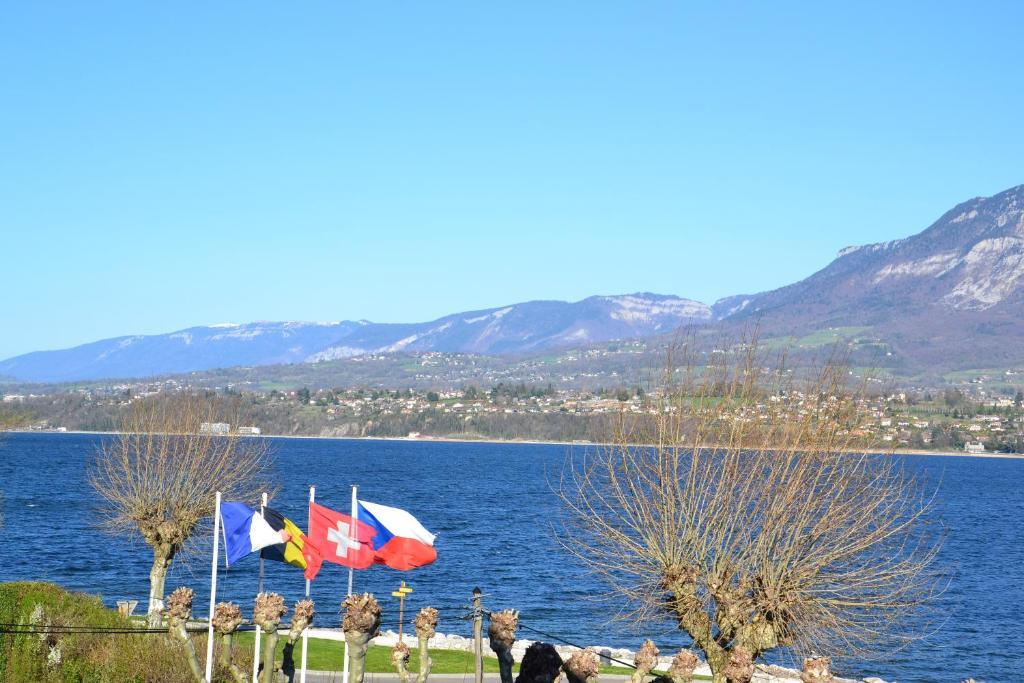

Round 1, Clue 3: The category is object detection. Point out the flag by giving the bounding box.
[260,506,323,580]
[357,500,437,571]
[220,501,286,567]
[305,502,376,576]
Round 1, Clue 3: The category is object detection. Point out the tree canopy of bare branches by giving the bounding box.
[558,339,942,683]
[90,393,273,626]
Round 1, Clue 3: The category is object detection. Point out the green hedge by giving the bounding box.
[0,582,202,682]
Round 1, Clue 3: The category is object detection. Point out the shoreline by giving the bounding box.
[7,428,1024,460]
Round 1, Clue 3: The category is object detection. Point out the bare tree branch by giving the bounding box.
[89,392,274,626]
[557,334,942,683]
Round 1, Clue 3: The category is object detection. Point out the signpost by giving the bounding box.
[391,581,414,643]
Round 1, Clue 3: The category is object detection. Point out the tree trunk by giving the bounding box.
[630,640,659,683]
[722,647,753,683]
[168,618,204,683]
[261,626,280,683]
[705,650,728,683]
[800,656,832,683]
[667,651,699,683]
[219,632,248,683]
[392,643,412,683]
[253,593,287,683]
[494,645,514,683]
[346,629,373,683]
[147,547,172,628]
[417,633,432,683]
[563,649,600,683]
[414,606,438,683]
[342,593,381,683]
[488,610,518,683]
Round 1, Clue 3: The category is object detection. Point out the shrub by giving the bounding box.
[0,582,250,682]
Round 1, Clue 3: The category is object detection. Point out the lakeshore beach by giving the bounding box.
[13,428,1024,460]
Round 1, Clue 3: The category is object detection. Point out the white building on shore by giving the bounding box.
[199,422,230,435]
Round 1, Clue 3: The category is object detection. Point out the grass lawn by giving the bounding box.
[760,327,879,353]
[796,326,871,347]
[941,367,1009,382]
[758,335,799,351]
[229,633,650,676]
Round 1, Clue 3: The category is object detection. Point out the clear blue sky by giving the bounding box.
[2,2,1022,359]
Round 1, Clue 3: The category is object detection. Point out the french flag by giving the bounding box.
[357,500,437,571]
[220,501,287,567]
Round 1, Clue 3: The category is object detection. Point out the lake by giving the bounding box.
[0,432,1021,682]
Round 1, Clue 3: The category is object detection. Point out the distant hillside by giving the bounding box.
[720,184,1024,373]
[0,293,710,383]
[4,184,1024,384]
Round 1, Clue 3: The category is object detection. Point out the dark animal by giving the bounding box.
[515,643,563,683]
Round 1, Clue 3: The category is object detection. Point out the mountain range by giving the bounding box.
[719,183,1024,371]
[3,183,1023,384]
[0,294,712,383]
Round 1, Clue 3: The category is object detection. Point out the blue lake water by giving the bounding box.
[0,432,1021,683]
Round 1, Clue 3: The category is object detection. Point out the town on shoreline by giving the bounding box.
[6,378,1024,457]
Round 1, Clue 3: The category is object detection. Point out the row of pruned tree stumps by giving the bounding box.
[160,586,438,683]
[161,586,835,683]
[163,586,316,683]
[484,607,837,683]
[339,592,440,683]
[391,602,440,683]
[484,610,704,683]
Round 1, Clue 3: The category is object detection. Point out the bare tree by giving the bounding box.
[558,338,941,683]
[213,601,248,683]
[254,592,288,683]
[165,586,204,682]
[90,393,272,626]
[488,609,519,683]
[414,606,439,683]
[343,593,382,683]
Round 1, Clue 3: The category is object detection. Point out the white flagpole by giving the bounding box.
[253,491,268,683]
[348,485,357,599]
[300,485,315,683]
[205,490,222,683]
[343,484,357,683]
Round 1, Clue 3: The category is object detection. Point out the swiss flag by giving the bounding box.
[305,502,376,577]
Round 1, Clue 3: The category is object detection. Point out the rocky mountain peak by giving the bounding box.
[722,184,1024,324]
[868,186,1024,310]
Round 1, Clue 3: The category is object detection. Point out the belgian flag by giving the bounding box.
[260,506,322,579]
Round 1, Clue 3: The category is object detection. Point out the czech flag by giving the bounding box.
[358,499,437,571]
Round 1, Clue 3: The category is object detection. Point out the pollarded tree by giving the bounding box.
[558,339,942,683]
[90,393,272,626]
